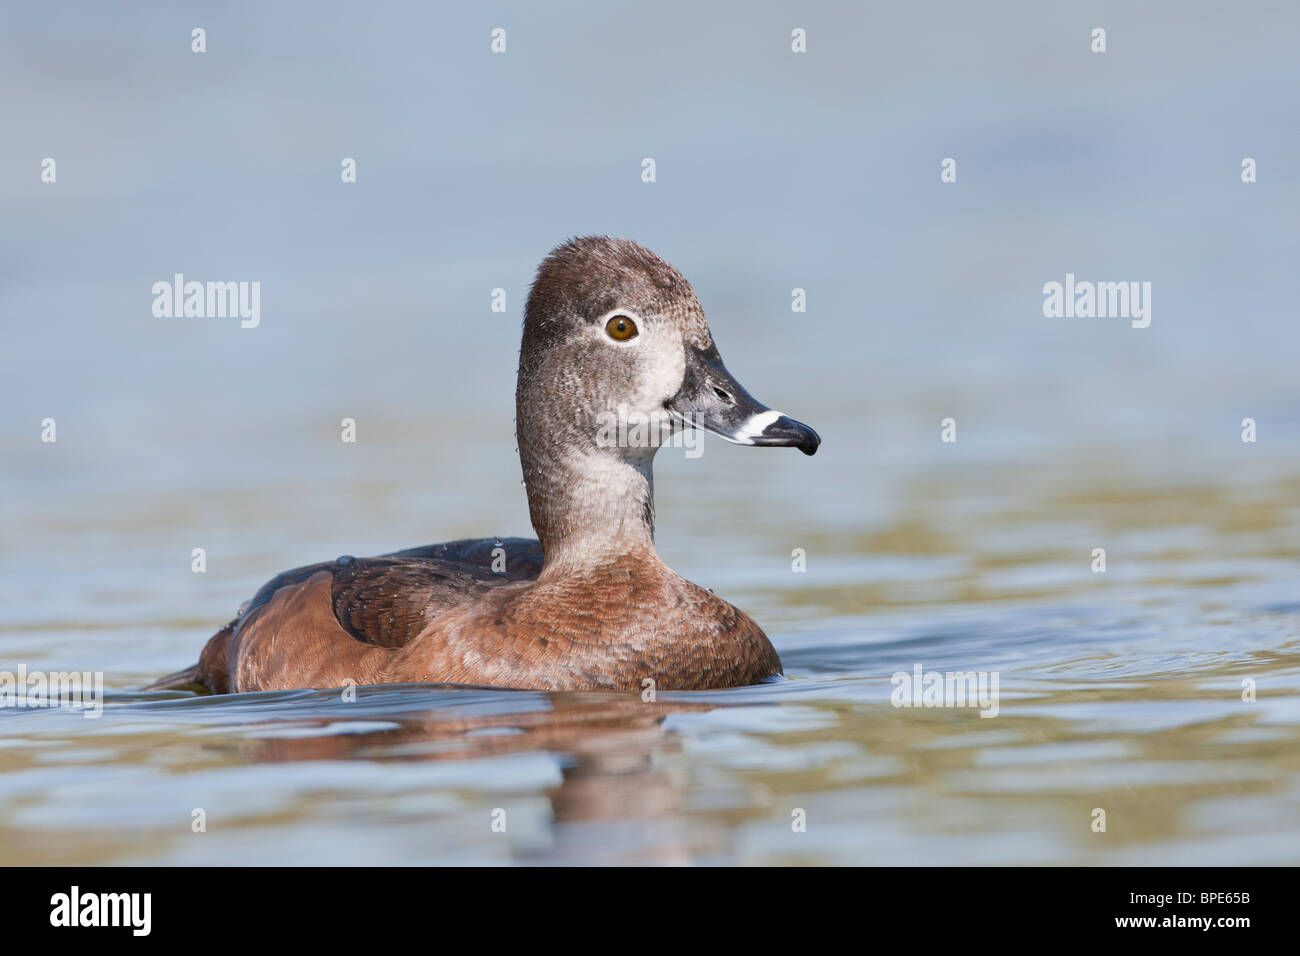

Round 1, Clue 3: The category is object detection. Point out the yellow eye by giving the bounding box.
[605,314,638,341]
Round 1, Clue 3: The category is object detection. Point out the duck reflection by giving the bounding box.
[233,691,706,865]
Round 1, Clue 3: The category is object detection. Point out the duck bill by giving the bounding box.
[666,343,820,456]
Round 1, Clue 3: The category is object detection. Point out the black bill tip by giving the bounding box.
[753,414,821,456]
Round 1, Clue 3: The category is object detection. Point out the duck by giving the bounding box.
[147,237,820,695]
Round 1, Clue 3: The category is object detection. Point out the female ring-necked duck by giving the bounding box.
[148,237,819,694]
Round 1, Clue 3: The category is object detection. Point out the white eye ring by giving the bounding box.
[597,308,643,345]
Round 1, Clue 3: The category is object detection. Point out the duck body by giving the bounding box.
[150,237,817,695]
[177,537,781,693]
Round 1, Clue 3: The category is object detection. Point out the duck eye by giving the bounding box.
[604,314,638,341]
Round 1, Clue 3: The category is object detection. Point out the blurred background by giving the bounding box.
[1,1,1297,865]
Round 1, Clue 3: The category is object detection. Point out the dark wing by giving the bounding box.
[242,537,544,649]
[328,557,495,647]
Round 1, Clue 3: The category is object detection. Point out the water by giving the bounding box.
[2,1,1299,864]
[3,416,1297,865]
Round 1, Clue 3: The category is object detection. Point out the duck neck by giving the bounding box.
[520,441,660,577]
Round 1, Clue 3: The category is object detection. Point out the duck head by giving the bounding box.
[516,237,820,566]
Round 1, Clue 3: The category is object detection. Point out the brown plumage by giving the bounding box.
[148,238,819,695]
